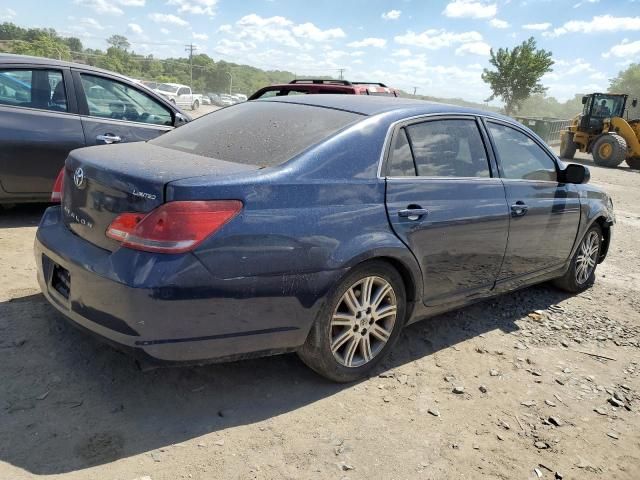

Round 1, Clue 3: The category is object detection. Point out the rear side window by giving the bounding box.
[0,69,67,112]
[404,119,490,178]
[151,102,362,166]
[388,128,415,176]
[487,122,557,182]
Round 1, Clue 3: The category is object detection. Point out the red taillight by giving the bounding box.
[106,200,243,254]
[51,168,65,203]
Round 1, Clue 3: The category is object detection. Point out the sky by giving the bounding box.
[1,0,639,103]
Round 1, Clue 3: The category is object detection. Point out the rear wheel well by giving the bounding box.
[359,256,417,305]
[594,216,611,262]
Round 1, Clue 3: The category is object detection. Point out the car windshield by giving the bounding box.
[151,101,362,166]
[157,83,179,94]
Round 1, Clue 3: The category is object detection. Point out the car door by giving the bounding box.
[177,87,191,109]
[0,66,85,195]
[384,116,510,306]
[73,70,175,147]
[484,120,581,282]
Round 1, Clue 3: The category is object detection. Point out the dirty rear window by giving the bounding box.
[151,101,363,166]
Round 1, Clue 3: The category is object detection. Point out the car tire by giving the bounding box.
[626,157,640,170]
[553,223,602,293]
[170,98,176,105]
[298,261,406,383]
[559,132,577,160]
[192,100,199,110]
[592,134,627,167]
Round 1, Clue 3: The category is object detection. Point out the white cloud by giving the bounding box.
[546,15,640,37]
[127,23,143,34]
[160,27,170,35]
[220,14,345,49]
[443,0,497,19]
[381,9,402,20]
[603,39,640,59]
[193,32,208,40]
[79,17,104,30]
[292,22,346,41]
[392,48,412,57]
[489,18,509,29]
[167,0,217,16]
[74,0,123,15]
[395,29,483,50]
[455,41,491,56]
[573,0,599,8]
[214,38,256,56]
[119,0,145,5]
[148,13,189,27]
[0,7,16,20]
[543,58,596,82]
[522,22,551,31]
[347,37,387,48]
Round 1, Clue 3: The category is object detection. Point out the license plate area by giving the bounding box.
[51,264,71,300]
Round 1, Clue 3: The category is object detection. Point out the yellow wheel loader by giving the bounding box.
[560,93,640,169]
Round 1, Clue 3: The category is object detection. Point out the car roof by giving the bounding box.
[257,94,511,121]
[0,53,136,81]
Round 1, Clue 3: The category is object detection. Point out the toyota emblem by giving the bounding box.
[73,167,85,188]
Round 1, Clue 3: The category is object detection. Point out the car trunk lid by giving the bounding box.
[62,142,257,251]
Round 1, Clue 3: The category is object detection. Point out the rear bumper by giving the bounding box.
[35,206,343,363]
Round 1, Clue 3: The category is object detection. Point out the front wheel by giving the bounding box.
[192,100,199,110]
[592,134,627,167]
[553,224,602,293]
[298,261,406,382]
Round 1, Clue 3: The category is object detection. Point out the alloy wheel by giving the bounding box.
[575,230,600,284]
[330,276,397,368]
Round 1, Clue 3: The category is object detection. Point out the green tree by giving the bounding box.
[482,37,554,116]
[609,63,640,119]
[106,34,130,51]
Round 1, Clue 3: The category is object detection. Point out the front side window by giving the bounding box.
[487,122,557,182]
[80,74,173,126]
[0,69,66,112]
[404,119,490,178]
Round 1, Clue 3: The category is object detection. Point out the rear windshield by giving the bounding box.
[151,101,363,166]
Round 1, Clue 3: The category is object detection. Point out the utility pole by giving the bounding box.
[412,86,418,96]
[185,43,197,89]
[225,71,233,95]
[337,68,345,80]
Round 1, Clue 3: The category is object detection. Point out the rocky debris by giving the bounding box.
[479,385,488,393]
[521,400,536,407]
[548,416,563,427]
[594,408,608,416]
[608,397,624,408]
[338,462,355,471]
[545,400,556,407]
[428,408,440,417]
[452,386,465,395]
[213,439,225,446]
[383,396,392,403]
[534,441,549,450]
[606,432,619,440]
[443,375,455,383]
[489,369,500,377]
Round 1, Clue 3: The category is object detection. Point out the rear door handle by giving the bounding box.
[511,201,529,217]
[398,208,429,221]
[96,134,122,144]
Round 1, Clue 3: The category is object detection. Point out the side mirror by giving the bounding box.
[561,163,590,184]
[581,96,588,105]
[173,112,189,127]
[633,98,638,108]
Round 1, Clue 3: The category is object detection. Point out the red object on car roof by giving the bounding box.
[248,79,401,100]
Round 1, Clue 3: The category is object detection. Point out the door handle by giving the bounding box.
[398,208,429,221]
[96,134,122,144]
[511,201,529,217]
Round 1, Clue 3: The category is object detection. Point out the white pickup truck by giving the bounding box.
[154,83,202,110]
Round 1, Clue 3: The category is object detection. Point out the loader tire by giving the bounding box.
[626,157,640,170]
[592,134,627,168]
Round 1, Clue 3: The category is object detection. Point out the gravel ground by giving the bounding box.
[0,149,638,479]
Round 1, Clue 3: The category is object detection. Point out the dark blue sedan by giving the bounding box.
[35,95,614,382]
